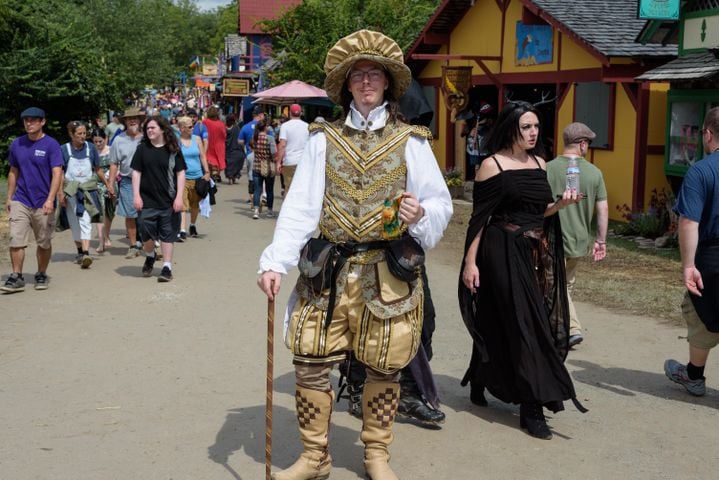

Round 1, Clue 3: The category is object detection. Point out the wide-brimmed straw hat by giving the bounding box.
[323,29,411,104]
[120,107,147,121]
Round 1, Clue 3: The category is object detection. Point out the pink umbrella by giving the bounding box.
[252,80,328,105]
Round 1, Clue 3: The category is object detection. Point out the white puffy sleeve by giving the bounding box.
[258,132,327,274]
[405,134,453,250]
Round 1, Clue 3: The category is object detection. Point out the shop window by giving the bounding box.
[574,82,613,149]
[665,90,718,177]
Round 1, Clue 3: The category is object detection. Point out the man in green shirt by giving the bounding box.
[547,122,608,348]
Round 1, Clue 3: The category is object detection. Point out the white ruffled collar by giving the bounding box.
[345,101,388,131]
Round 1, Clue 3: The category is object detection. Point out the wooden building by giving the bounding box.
[637,0,719,192]
[406,0,677,218]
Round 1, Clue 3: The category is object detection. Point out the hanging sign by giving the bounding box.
[638,0,680,20]
[222,79,250,97]
[683,13,719,51]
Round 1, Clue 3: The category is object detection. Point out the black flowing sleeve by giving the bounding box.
[457,176,504,361]
[544,213,571,360]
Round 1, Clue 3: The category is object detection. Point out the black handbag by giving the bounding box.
[385,235,425,282]
[298,237,337,295]
[195,178,210,198]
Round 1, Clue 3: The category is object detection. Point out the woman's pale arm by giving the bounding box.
[462,228,483,293]
[544,189,581,217]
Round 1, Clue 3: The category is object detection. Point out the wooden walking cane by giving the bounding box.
[265,297,274,480]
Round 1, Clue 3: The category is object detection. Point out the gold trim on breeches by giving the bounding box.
[288,263,423,374]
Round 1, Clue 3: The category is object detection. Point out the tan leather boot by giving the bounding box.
[360,382,400,480]
[272,388,333,480]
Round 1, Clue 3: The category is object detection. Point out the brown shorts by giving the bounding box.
[283,165,297,192]
[183,179,201,212]
[8,201,55,249]
[682,292,719,349]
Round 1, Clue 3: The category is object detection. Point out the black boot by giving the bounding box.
[397,392,445,426]
[398,371,445,427]
[519,403,552,440]
[470,381,488,407]
[347,380,363,419]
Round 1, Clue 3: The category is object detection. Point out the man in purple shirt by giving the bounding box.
[1,107,64,293]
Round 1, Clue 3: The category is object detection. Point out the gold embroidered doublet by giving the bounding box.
[286,120,431,372]
[316,120,415,243]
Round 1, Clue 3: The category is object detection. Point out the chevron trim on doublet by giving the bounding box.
[323,123,413,174]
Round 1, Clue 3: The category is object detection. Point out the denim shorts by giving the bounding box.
[137,207,181,243]
[116,177,137,219]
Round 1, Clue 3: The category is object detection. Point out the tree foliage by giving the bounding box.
[260,0,440,87]
[210,3,241,55]
[0,0,232,175]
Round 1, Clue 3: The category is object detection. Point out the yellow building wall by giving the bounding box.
[648,83,670,145]
[557,89,575,150]
[416,0,672,216]
[645,84,671,207]
[432,90,449,171]
[594,87,636,219]
[449,0,502,76]
[501,1,559,73]
[559,34,602,69]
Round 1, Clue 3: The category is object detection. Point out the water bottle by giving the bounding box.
[566,157,580,194]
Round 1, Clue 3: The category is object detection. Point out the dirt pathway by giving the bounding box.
[0,176,716,479]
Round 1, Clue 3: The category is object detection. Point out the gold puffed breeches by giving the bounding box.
[288,262,423,374]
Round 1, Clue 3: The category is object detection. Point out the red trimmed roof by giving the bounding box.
[239,0,302,35]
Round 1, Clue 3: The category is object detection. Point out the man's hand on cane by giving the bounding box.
[258,271,282,300]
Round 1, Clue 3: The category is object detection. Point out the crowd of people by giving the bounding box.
[3,27,718,480]
[0,90,314,286]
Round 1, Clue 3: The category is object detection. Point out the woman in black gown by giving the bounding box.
[224,114,244,184]
[459,101,585,439]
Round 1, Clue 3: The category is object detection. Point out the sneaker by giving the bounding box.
[664,359,706,396]
[158,266,173,283]
[75,253,84,264]
[34,272,48,290]
[80,255,93,269]
[568,333,584,348]
[125,247,140,259]
[189,225,198,237]
[252,208,259,220]
[176,232,185,243]
[142,255,156,277]
[179,231,187,241]
[1,273,25,293]
[265,210,275,218]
